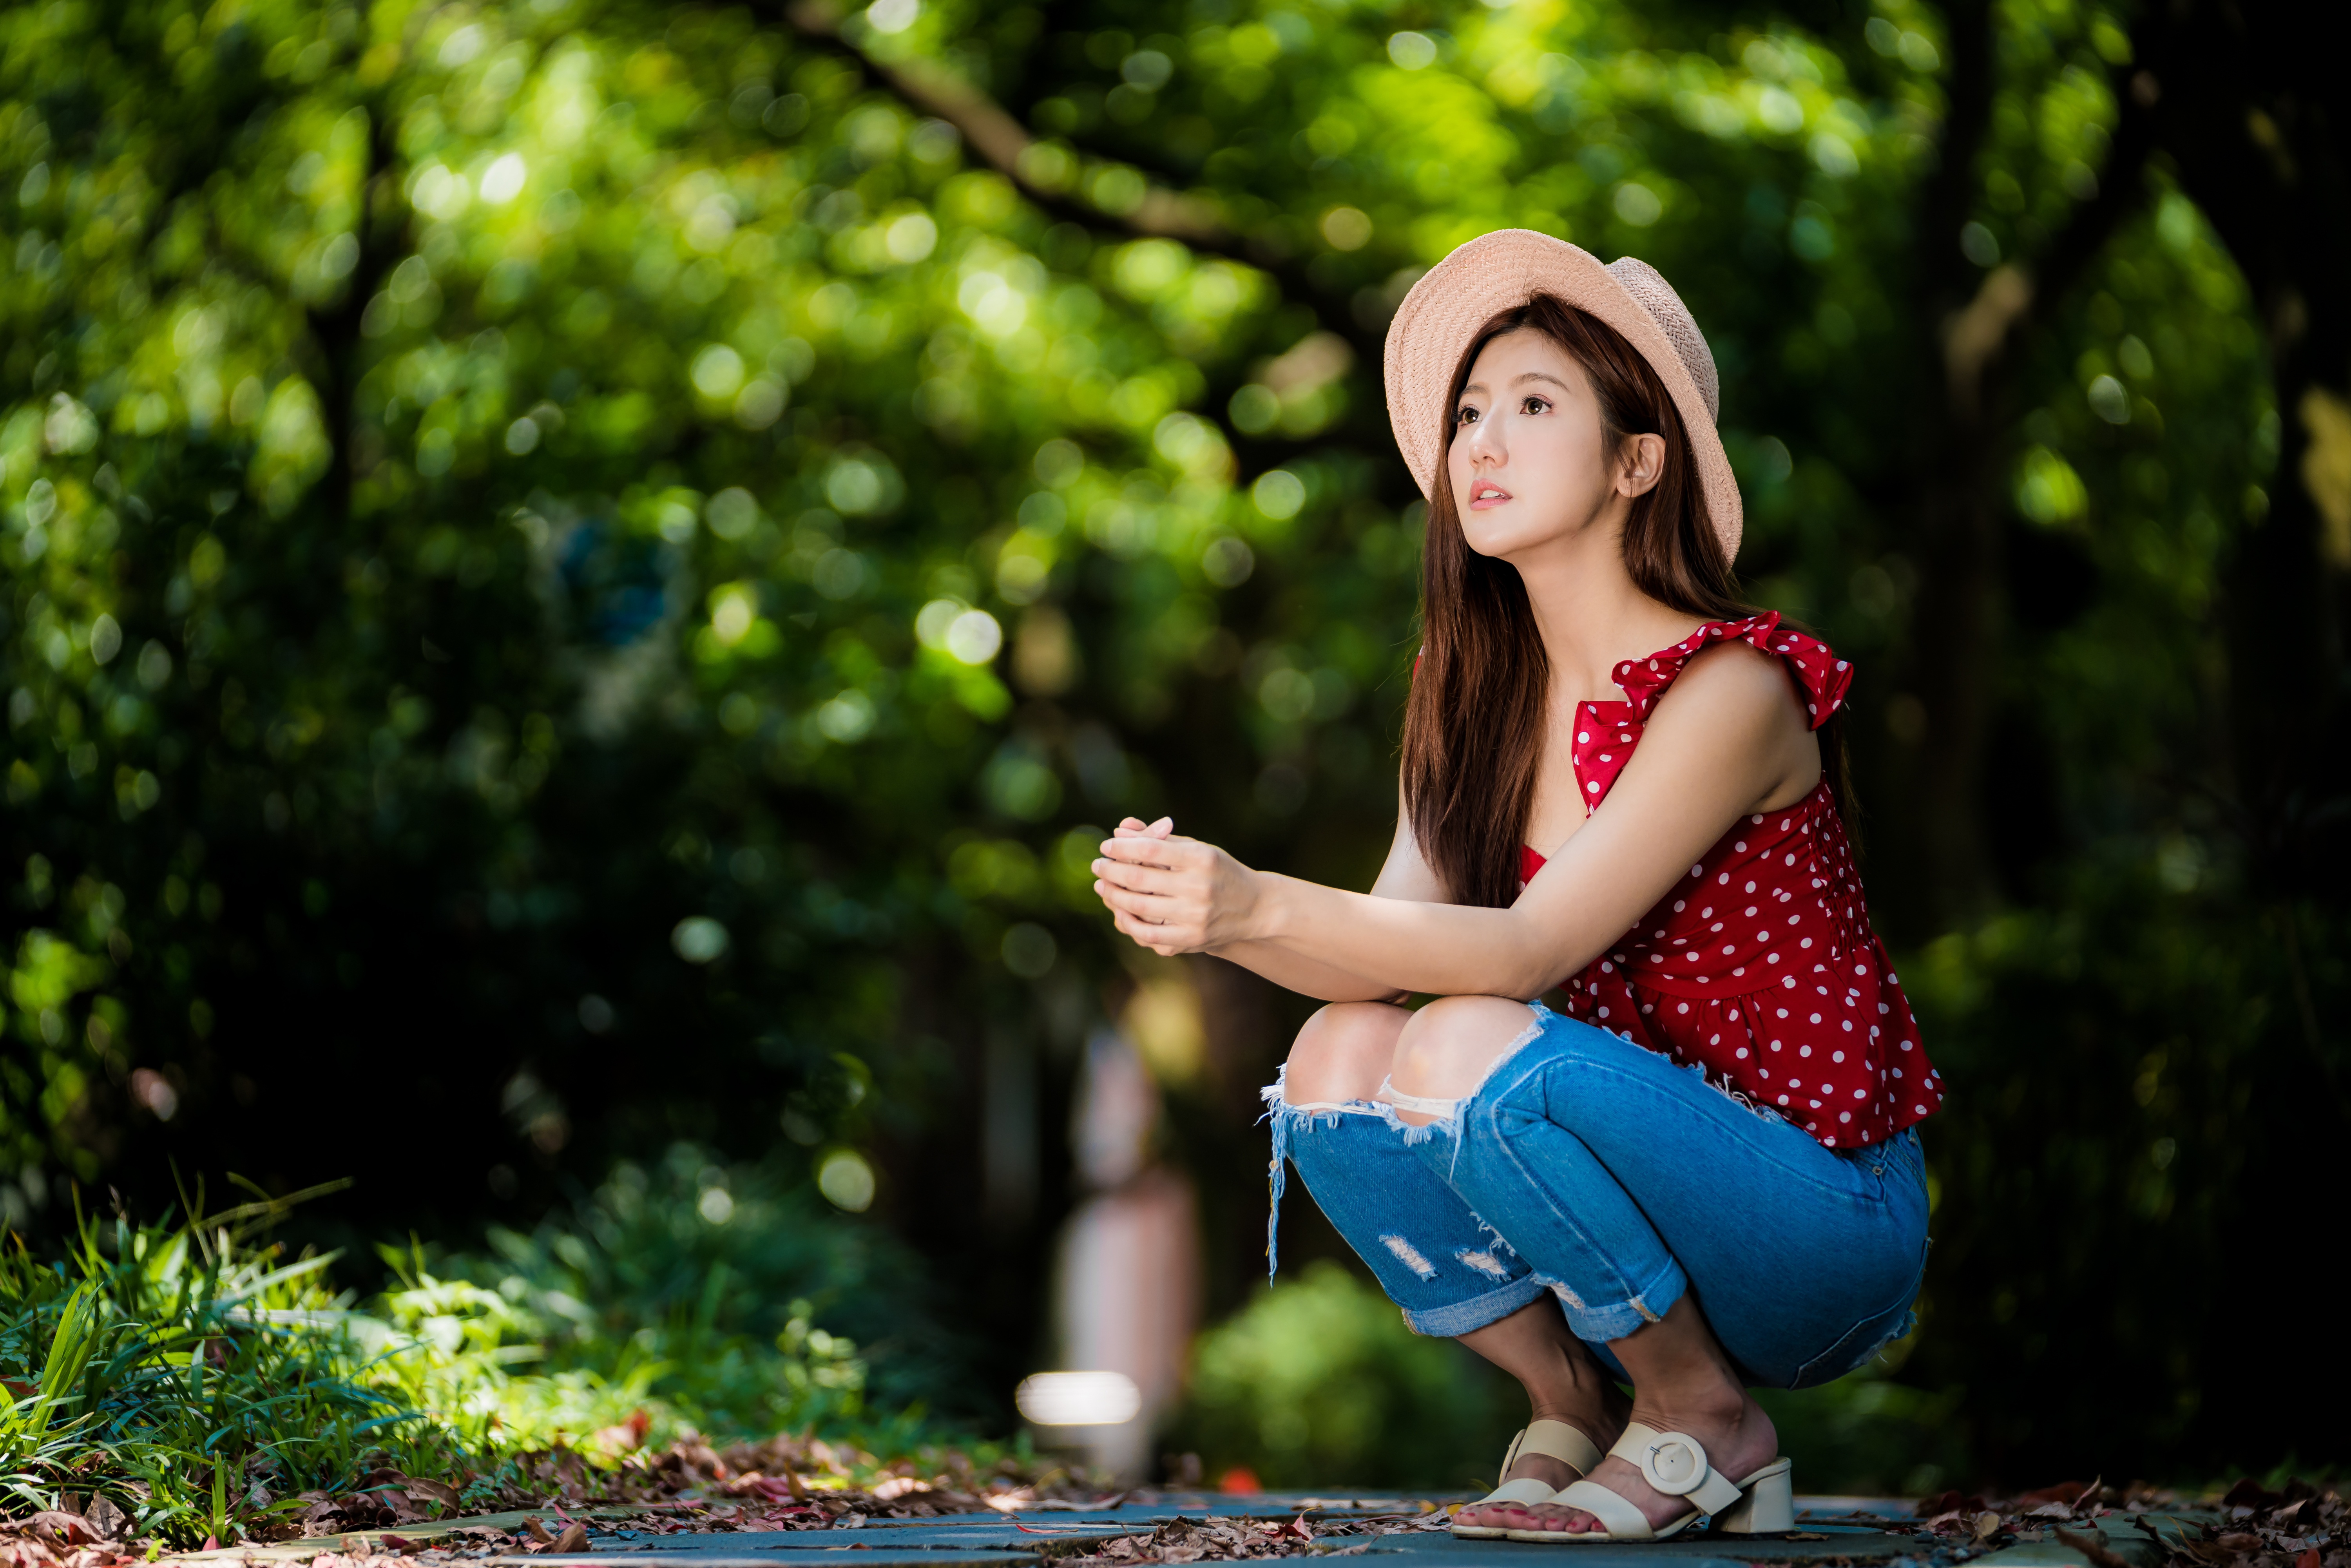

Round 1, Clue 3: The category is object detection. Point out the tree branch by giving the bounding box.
[1940,11,2164,419]
[1899,0,2162,927]
[302,95,405,538]
[781,2,1220,244]
[775,2,1384,369]
[1916,0,1996,319]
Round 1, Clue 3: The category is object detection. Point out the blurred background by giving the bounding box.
[4,0,2346,1498]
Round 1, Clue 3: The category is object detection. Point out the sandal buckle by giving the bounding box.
[1637,1432,1709,1496]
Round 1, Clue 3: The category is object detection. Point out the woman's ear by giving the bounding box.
[1615,431,1667,498]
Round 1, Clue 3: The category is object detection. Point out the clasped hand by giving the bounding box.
[1090,816,1263,956]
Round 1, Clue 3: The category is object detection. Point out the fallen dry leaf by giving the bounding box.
[29,1512,94,1548]
[2058,1526,2132,1568]
[399,1476,462,1511]
[2165,1480,2347,1568]
[84,1498,129,1542]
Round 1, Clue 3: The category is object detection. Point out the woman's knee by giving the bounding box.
[1390,995,1539,1100]
[1282,1001,1409,1105]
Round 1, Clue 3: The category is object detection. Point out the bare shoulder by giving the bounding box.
[1655,639,1809,737]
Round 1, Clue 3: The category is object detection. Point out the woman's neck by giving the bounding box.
[1509,514,1702,706]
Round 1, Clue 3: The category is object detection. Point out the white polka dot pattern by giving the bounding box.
[1526,614,1945,1148]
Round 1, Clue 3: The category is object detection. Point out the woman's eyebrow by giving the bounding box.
[1511,371,1574,390]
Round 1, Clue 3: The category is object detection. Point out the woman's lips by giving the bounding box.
[1469,485,1512,509]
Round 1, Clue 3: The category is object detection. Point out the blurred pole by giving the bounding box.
[1045,1025,1200,1480]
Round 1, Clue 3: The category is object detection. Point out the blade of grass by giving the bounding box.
[33,1284,100,1437]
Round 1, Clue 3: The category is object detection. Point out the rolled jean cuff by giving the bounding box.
[1401,1274,1550,1338]
[1543,1251,1688,1343]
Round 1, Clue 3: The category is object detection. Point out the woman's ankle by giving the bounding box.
[1629,1384,1750,1441]
[1524,1376,1626,1433]
[1526,1401,1613,1436]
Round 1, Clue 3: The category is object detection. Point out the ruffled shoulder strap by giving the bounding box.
[1612,612,1853,731]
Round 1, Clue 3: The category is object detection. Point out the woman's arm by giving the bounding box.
[1114,801,1445,1003]
[1197,799,1451,1002]
[1199,938,1405,1003]
[1093,643,1817,998]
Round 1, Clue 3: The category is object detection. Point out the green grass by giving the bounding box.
[1,1181,449,1544]
[0,1151,1022,1547]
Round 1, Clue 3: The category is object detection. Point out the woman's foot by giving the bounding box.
[1447,1296,1636,1536]
[1512,1385,1778,1536]
[1450,1387,1631,1534]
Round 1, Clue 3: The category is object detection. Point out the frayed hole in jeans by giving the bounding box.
[1371,1009,1548,1136]
[1369,1096,1451,1146]
[1375,1074,1461,1118]
[1455,1247,1511,1280]
[1381,1234,1439,1280]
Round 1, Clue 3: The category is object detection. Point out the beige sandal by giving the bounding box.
[1503,1422,1793,1543]
[1450,1419,1604,1539]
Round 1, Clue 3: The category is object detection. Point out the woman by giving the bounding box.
[1089,231,1940,1543]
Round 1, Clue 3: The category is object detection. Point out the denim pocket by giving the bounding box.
[1787,1237,1930,1389]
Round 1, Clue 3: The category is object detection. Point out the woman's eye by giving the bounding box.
[1522,396,1550,415]
[1455,406,1479,425]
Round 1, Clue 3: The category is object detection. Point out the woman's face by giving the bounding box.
[1446,328,1652,561]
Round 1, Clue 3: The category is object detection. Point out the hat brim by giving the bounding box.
[1382,229,1742,563]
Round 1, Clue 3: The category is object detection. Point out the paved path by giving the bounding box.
[166,1493,2208,1568]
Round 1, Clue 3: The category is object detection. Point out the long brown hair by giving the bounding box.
[1399,293,1852,909]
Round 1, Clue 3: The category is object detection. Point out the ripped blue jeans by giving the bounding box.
[1266,1002,1930,1389]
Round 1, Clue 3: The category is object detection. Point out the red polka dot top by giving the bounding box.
[1522,614,1944,1148]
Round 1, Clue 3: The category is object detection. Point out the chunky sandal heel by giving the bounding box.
[1450,1419,1603,1540]
[1709,1459,1794,1534]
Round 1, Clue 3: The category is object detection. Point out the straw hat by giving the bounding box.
[1382,229,1742,562]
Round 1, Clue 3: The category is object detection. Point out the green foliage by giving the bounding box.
[0,1190,450,1544]
[1167,1261,1520,1490]
[0,0,2110,1228]
[1752,1372,1969,1499]
[365,1146,998,1461]
[1892,877,2347,1475]
[424,1142,981,1430]
[0,1167,982,1545]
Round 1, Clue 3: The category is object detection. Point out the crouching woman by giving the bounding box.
[1090,231,1940,1543]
